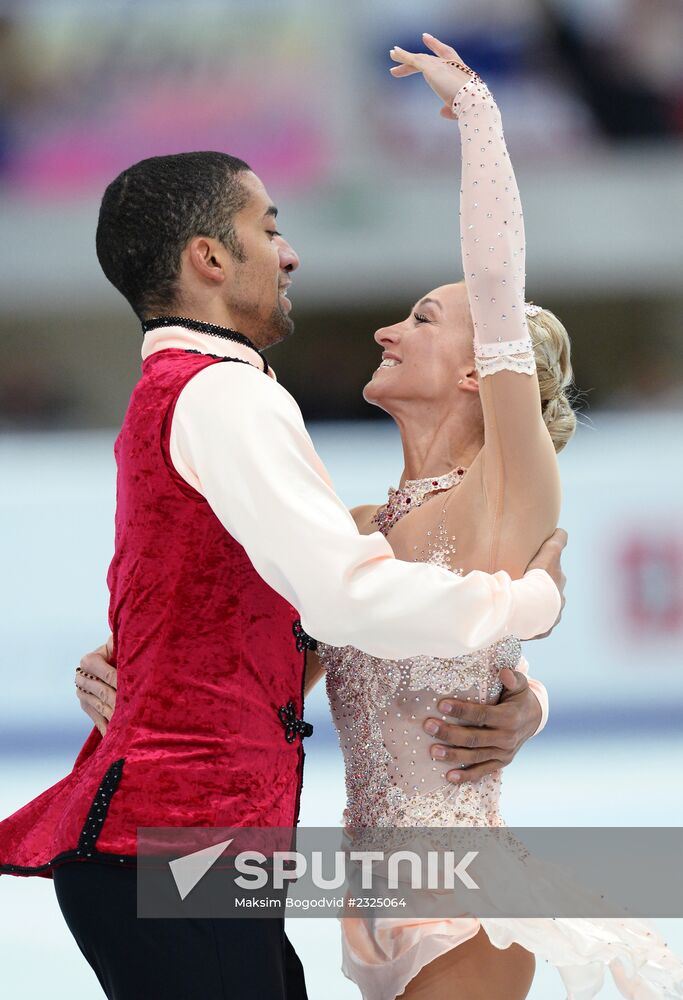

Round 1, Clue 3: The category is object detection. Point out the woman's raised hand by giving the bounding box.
[389,32,481,120]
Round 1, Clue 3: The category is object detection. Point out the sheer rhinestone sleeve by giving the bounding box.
[453,79,536,379]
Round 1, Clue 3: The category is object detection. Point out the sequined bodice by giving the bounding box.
[318,634,520,828]
[319,479,523,828]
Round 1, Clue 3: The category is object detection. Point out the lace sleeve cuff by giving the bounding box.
[474,333,536,378]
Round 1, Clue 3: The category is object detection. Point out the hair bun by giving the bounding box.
[542,391,575,453]
[527,308,577,453]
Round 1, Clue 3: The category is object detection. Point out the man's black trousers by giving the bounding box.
[53,861,308,1000]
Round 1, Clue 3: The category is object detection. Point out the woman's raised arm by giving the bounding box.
[451,72,558,513]
[391,37,561,563]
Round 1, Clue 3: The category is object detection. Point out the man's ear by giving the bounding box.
[185,237,230,286]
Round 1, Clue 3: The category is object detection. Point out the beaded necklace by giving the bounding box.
[371,466,467,536]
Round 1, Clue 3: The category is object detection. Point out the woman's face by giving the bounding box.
[363,282,475,414]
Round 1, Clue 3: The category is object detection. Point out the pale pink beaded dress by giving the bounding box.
[316,77,683,1000]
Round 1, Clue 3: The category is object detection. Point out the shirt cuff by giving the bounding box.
[508,568,561,640]
[526,677,549,736]
[515,655,549,737]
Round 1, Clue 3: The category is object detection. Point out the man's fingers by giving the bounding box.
[430,743,510,768]
[445,759,502,785]
[426,719,490,748]
[541,527,568,556]
[529,526,568,566]
[498,667,528,694]
[432,698,496,726]
[552,527,568,550]
[424,717,515,751]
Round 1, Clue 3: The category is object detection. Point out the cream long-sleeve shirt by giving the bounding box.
[141,325,552,732]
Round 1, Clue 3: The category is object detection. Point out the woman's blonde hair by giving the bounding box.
[526,307,576,453]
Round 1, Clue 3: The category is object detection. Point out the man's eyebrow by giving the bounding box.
[416,297,443,311]
[263,205,278,220]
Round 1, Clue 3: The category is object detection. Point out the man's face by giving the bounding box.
[225,171,300,350]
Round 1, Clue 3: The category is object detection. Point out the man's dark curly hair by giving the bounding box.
[96,151,252,319]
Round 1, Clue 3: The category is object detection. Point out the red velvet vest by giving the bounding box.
[0,349,312,876]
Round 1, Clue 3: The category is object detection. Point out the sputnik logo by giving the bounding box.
[168,838,234,901]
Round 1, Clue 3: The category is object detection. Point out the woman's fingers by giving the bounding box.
[389,40,473,108]
[79,649,117,690]
[389,64,420,78]
[389,45,426,69]
[81,701,108,737]
[76,670,116,719]
[77,686,113,725]
[422,32,458,61]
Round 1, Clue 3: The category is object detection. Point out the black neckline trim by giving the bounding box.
[142,316,269,374]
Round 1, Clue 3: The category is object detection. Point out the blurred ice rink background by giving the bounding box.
[1,1,682,997]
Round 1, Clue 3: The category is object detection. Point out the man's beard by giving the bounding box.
[249,305,294,351]
[261,303,294,349]
[229,291,294,351]
[227,256,295,348]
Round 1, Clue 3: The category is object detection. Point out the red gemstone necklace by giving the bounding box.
[371,466,467,536]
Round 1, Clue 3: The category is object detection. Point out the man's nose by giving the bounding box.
[278,237,300,273]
